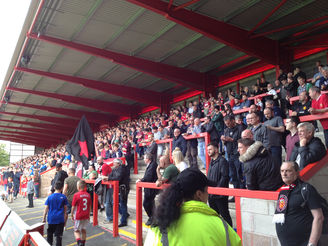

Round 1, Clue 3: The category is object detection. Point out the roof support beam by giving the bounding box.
[0,136,52,147]
[246,0,288,37]
[223,0,262,22]
[0,111,80,129]
[0,132,62,143]
[0,119,75,132]
[8,86,133,117]
[15,67,163,107]
[0,125,69,138]
[27,33,205,91]
[126,0,278,65]
[4,100,110,125]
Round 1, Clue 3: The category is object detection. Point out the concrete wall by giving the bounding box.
[241,162,328,246]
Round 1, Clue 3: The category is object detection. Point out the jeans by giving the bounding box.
[270,146,282,165]
[197,141,206,168]
[136,144,144,158]
[105,188,113,221]
[218,131,223,153]
[119,194,128,224]
[228,154,245,189]
[34,184,39,198]
[47,223,64,246]
[324,129,328,149]
[4,184,7,192]
[28,193,34,207]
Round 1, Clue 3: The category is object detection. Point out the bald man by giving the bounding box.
[156,155,179,187]
[241,129,253,139]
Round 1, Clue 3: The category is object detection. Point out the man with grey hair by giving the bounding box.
[103,158,130,227]
[289,122,326,170]
[318,66,328,90]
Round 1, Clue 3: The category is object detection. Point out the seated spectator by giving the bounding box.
[259,77,269,90]
[235,115,246,128]
[297,75,312,95]
[265,100,284,119]
[172,128,187,157]
[249,112,271,150]
[240,94,251,108]
[294,66,306,81]
[238,139,283,191]
[286,91,311,117]
[232,94,242,110]
[109,143,123,158]
[274,79,283,91]
[243,87,251,97]
[318,66,328,91]
[188,101,194,114]
[312,65,324,87]
[192,105,203,119]
[201,116,220,144]
[285,116,300,161]
[289,122,326,170]
[265,83,278,102]
[256,97,263,111]
[103,144,110,160]
[156,155,179,187]
[251,84,263,96]
[172,147,187,171]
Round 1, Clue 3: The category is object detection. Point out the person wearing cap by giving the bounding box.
[232,94,242,110]
[103,158,130,227]
[50,163,68,193]
[144,168,242,246]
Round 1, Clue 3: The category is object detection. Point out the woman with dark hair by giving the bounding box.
[33,169,40,199]
[144,168,241,246]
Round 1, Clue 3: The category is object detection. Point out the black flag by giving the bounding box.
[66,115,95,169]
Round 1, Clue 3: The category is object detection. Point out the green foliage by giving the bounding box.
[0,143,9,166]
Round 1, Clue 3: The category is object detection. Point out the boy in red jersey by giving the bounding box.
[71,180,91,246]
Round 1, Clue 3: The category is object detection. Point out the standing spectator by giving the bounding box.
[289,122,326,170]
[42,181,68,246]
[192,105,203,119]
[135,126,144,159]
[241,129,253,139]
[183,117,198,169]
[103,158,130,227]
[283,75,298,97]
[285,116,300,161]
[63,168,80,230]
[172,128,187,157]
[13,168,21,200]
[240,94,251,108]
[7,177,13,203]
[312,65,324,87]
[122,135,132,169]
[193,118,206,169]
[238,139,283,191]
[265,100,284,119]
[153,126,164,159]
[263,108,285,164]
[274,162,324,246]
[201,116,220,143]
[33,170,40,199]
[249,112,271,150]
[145,133,158,162]
[51,163,68,193]
[207,142,232,227]
[188,101,194,114]
[309,86,328,147]
[259,77,269,90]
[221,114,246,193]
[136,153,158,226]
[26,176,34,208]
[294,66,307,81]
[71,180,92,246]
[277,69,287,82]
[211,106,224,153]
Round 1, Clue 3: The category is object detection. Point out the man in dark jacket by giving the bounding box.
[51,163,68,193]
[289,122,326,170]
[136,153,158,226]
[238,139,283,191]
[222,114,246,191]
[172,128,187,157]
[13,168,22,199]
[182,117,198,168]
[104,158,130,227]
[192,105,203,119]
[207,142,232,227]
[201,116,220,143]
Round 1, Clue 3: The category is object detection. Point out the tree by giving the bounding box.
[0,143,9,166]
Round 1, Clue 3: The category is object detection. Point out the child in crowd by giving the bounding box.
[27,176,34,208]
[256,97,263,111]
[72,180,91,246]
[0,190,8,202]
[21,175,27,198]
[42,181,68,246]
[7,177,14,203]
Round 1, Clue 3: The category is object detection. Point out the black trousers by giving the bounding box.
[14,183,20,197]
[28,193,34,207]
[209,196,232,227]
[143,195,156,219]
[47,223,64,246]
[186,141,198,168]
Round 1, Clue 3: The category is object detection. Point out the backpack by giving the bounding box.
[300,183,328,235]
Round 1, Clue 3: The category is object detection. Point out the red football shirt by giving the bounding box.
[72,190,92,220]
[311,94,328,129]
[102,163,112,188]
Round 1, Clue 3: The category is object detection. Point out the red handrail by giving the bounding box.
[133,133,211,174]
[289,90,328,104]
[84,179,119,237]
[135,182,278,246]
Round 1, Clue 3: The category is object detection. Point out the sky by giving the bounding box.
[0,0,32,153]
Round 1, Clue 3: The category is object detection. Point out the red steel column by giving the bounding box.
[136,182,143,246]
[113,181,119,237]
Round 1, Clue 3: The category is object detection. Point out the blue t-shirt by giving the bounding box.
[45,193,68,224]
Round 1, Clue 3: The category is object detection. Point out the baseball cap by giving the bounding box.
[176,168,218,194]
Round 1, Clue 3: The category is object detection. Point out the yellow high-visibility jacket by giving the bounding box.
[144,200,242,246]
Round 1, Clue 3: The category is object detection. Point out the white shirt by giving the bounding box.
[177,161,188,172]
